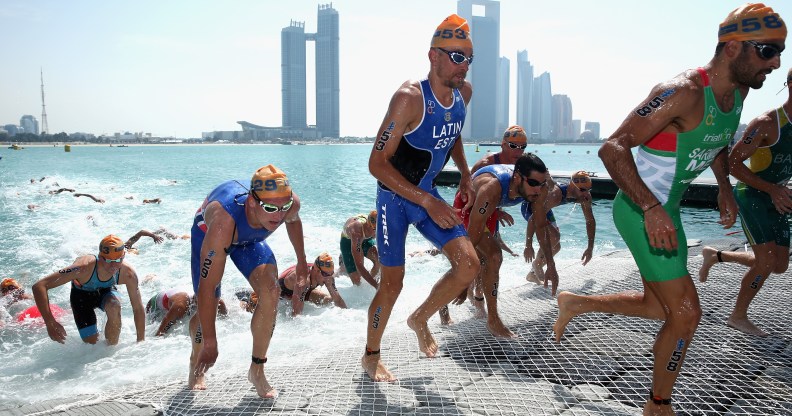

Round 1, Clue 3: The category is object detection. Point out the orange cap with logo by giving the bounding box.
[718,3,786,42]
[503,125,528,144]
[251,164,292,200]
[99,234,126,260]
[431,14,473,49]
[314,252,335,275]
[571,171,593,189]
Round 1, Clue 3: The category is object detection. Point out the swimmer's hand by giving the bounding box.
[580,247,593,266]
[195,343,218,376]
[544,264,559,297]
[451,288,468,305]
[423,195,461,229]
[498,210,515,227]
[523,245,535,263]
[643,205,677,251]
[45,320,67,344]
[717,190,738,229]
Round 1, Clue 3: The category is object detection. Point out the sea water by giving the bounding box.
[0,143,727,405]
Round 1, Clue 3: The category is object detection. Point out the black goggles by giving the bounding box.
[522,175,546,187]
[507,142,527,150]
[437,47,473,65]
[746,40,783,60]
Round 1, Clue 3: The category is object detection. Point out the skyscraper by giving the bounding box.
[496,56,510,135]
[532,72,552,140]
[516,50,533,135]
[315,4,339,138]
[551,94,573,140]
[281,21,307,130]
[281,4,340,138]
[458,0,500,140]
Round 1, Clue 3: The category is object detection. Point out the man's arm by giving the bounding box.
[323,276,347,309]
[599,76,700,251]
[125,230,164,249]
[284,194,308,281]
[194,202,232,366]
[32,257,91,343]
[73,193,105,203]
[120,265,146,342]
[730,114,792,214]
[450,137,475,212]
[347,223,378,288]
[580,200,596,265]
[289,270,308,316]
[465,176,500,247]
[532,187,558,295]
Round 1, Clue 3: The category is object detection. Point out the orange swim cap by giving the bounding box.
[431,14,472,49]
[99,234,126,260]
[503,125,528,144]
[571,171,593,189]
[314,252,335,275]
[368,210,377,226]
[1,278,20,293]
[718,3,786,43]
[251,165,292,200]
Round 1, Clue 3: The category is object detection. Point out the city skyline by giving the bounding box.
[2,1,791,139]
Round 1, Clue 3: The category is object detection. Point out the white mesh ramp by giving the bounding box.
[10,240,791,415]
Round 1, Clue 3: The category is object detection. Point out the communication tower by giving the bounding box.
[40,68,49,135]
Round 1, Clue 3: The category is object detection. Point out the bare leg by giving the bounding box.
[362,265,405,382]
[477,235,515,338]
[188,313,206,389]
[407,237,479,356]
[698,246,755,282]
[469,273,486,319]
[554,281,665,342]
[643,276,701,415]
[247,264,279,398]
[727,242,778,337]
[438,305,453,325]
[103,297,122,346]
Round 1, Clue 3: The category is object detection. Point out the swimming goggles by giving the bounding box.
[523,176,546,187]
[745,40,783,60]
[437,47,474,65]
[252,192,293,213]
[101,256,124,263]
[507,142,527,150]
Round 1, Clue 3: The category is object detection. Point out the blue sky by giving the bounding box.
[2,0,791,138]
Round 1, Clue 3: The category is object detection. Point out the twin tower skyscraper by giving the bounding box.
[281,4,339,138]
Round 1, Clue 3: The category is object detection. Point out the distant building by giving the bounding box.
[458,0,500,140]
[532,72,552,140]
[496,56,510,135]
[281,3,340,138]
[20,115,39,135]
[3,124,19,136]
[551,94,573,140]
[584,121,601,140]
[572,119,581,141]
[516,50,533,136]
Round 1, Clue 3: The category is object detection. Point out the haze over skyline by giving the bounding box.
[2,0,791,139]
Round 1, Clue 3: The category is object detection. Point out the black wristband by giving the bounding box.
[643,202,661,213]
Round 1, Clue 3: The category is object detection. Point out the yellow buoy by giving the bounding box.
[64,144,71,152]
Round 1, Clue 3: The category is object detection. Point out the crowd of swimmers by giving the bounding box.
[2,5,791,415]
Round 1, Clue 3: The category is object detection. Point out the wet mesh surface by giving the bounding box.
[6,239,791,415]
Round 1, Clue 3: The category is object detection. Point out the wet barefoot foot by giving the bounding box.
[525,270,542,285]
[486,317,517,338]
[407,314,438,357]
[188,352,206,390]
[553,291,580,342]
[361,352,397,382]
[643,401,676,416]
[248,364,278,398]
[727,316,768,337]
[698,246,718,282]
